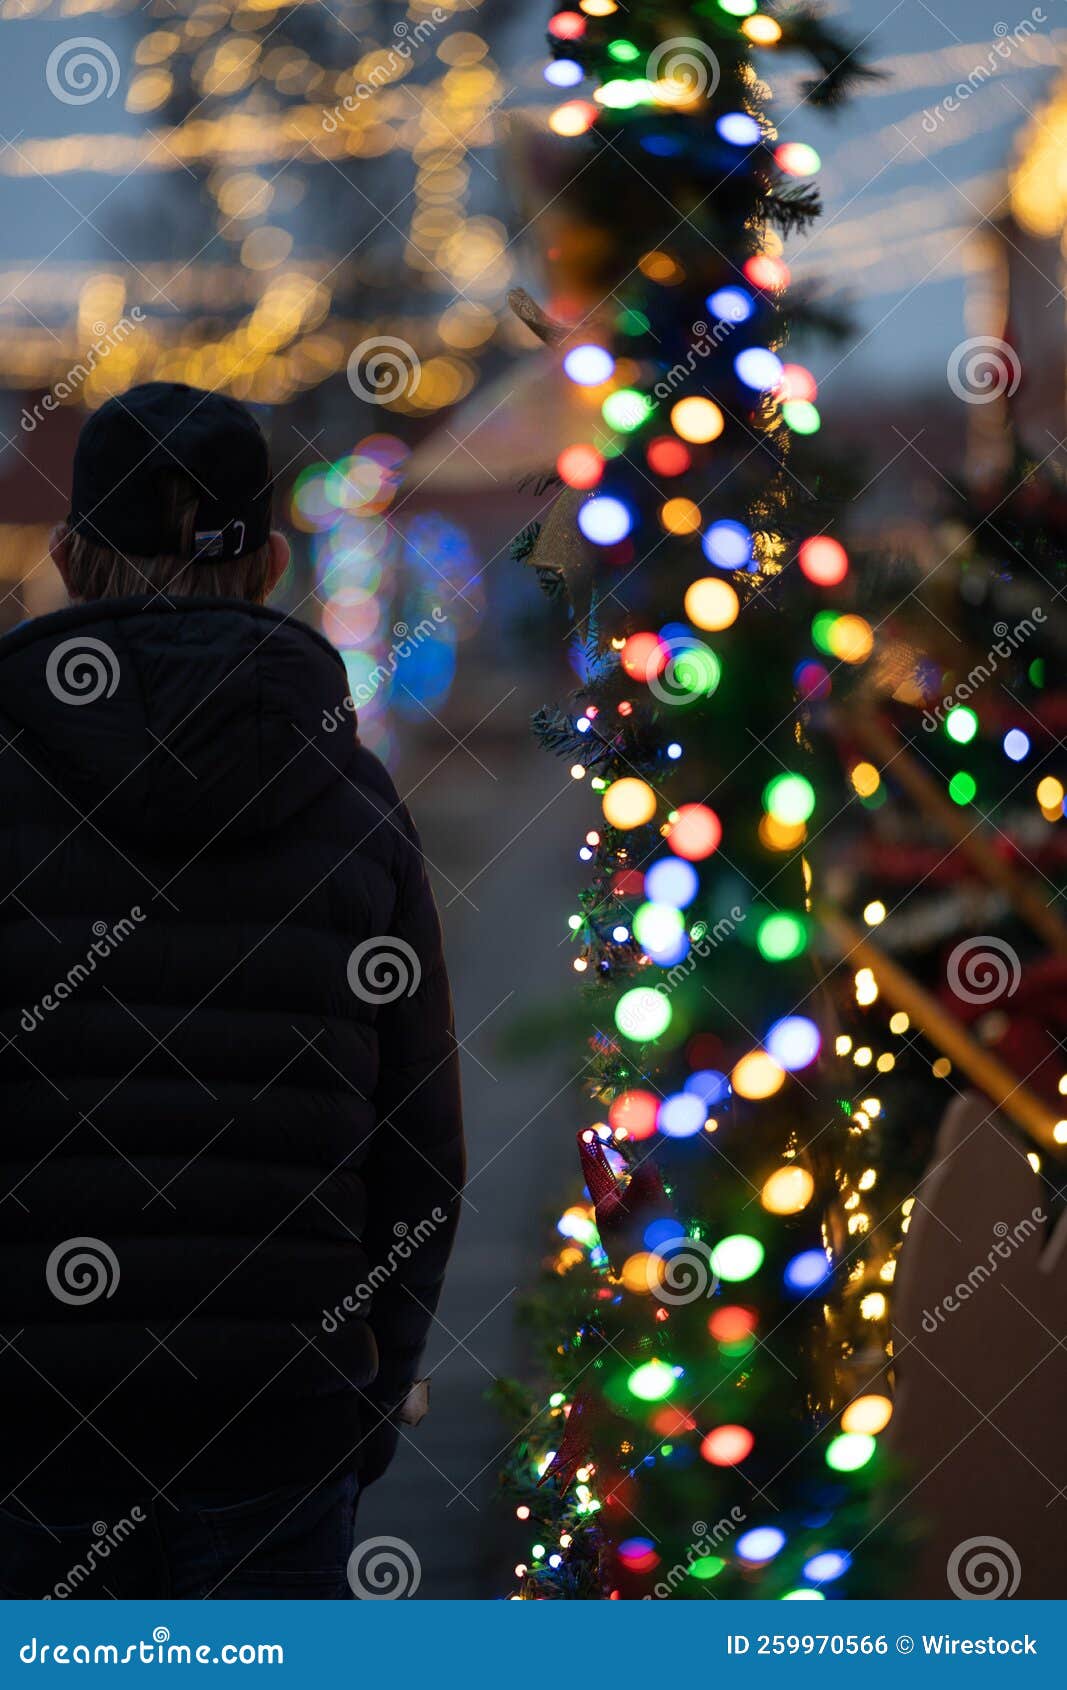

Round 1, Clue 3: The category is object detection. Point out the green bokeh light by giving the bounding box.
[764,772,816,825]
[710,1234,765,1282]
[825,1432,876,1472]
[811,610,838,655]
[614,986,672,1041]
[945,706,978,744]
[602,389,654,432]
[690,1556,726,1581]
[782,400,821,435]
[627,1359,677,1402]
[757,911,808,961]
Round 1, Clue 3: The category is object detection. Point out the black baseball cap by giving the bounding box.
[69,382,273,563]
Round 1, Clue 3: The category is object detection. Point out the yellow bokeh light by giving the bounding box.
[603,778,658,829]
[829,615,874,664]
[862,900,886,925]
[1037,776,1064,811]
[850,762,881,798]
[550,100,597,137]
[890,1012,910,1034]
[732,1050,785,1100]
[671,396,724,443]
[661,497,702,535]
[860,1292,887,1321]
[759,813,806,852]
[842,1393,893,1435]
[437,32,490,67]
[743,16,784,44]
[639,250,684,284]
[620,1251,661,1293]
[126,70,173,113]
[685,577,738,631]
[761,1165,815,1215]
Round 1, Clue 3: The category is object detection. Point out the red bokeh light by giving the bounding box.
[778,363,818,403]
[798,536,849,587]
[646,436,692,477]
[608,1089,660,1140]
[701,1424,755,1466]
[744,254,791,291]
[668,803,722,861]
[548,10,587,39]
[621,631,668,684]
[557,443,604,490]
[708,1305,758,1343]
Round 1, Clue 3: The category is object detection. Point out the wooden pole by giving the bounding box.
[819,903,1062,1154]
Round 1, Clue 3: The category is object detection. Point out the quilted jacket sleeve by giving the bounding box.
[353,763,465,1486]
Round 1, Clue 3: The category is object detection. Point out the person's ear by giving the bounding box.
[50,523,73,596]
[265,530,290,597]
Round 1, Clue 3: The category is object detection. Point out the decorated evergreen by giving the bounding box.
[500,1,895,1602]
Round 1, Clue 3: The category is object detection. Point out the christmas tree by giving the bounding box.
[499,1,895,1602]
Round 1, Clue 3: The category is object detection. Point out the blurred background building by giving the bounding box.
[1,0,1065,1594]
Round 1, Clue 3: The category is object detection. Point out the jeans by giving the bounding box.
[0,1474,359,1600]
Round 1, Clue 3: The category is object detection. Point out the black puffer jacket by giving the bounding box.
[0,597,463,1502]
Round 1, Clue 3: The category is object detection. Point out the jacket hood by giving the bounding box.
[0,597,356,845]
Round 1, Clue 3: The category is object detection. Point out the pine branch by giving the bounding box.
[767,181,822,236]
